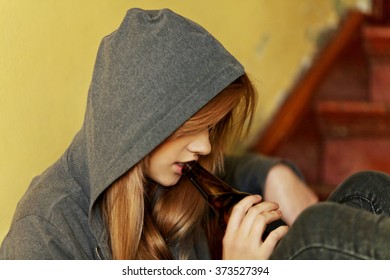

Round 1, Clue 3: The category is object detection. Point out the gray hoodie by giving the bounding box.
[0,8,287,259]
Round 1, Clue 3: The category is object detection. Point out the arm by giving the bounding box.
[264,163,318,225]
[222,153,318,225]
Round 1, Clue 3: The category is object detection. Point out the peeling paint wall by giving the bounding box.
[242,0,371,145]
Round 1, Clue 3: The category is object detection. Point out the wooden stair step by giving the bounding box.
[315,100,390,137]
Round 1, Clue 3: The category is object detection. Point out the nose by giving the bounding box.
[187,129,212,156]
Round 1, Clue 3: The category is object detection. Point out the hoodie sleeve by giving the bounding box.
[221,153,304,196]
[0,216,76,260]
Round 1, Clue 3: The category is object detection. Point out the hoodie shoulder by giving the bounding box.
[1,156,98,259]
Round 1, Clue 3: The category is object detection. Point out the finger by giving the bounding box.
[237,202,280,237]
[248,209,283,242]
[260,225,289,259]
[225,195,262,234]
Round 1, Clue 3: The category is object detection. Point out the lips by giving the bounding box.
[175,162,185,175]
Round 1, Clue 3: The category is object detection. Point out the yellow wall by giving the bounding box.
[0,0,370,243]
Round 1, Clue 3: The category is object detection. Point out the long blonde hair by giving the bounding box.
[100,73,257,259]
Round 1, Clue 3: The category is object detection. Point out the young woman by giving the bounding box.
[0,8,292,260]
[3,7,390,260]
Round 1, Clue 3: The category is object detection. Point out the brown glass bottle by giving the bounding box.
[182,160,286,240]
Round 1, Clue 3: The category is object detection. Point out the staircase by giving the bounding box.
[251,1,390,199]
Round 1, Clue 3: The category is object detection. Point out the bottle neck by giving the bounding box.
[182,161,250,197]
[182,161,210,199]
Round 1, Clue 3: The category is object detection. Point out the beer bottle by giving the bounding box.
[182,160,286,240]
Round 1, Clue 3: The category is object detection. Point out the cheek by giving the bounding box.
[146,149,181,186]
[145,136,193,185]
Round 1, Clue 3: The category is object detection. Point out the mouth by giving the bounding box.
[175,160,196,175]
[175,162,185,175]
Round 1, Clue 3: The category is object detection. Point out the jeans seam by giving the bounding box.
[338,195,379,214]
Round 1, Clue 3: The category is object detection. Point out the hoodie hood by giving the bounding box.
[68,8,244,230]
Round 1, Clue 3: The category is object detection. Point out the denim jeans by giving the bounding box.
[270,171,390,259]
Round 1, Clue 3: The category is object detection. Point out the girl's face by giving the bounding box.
[146,128,211,186]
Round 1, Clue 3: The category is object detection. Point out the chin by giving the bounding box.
[159,176,180,187]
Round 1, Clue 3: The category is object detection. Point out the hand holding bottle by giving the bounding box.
[181,161,289,259]
[222,195,289,259]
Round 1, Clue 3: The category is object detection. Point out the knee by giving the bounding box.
[273,202,377,259]
[344,170,390,186]
[328,170,390,202]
